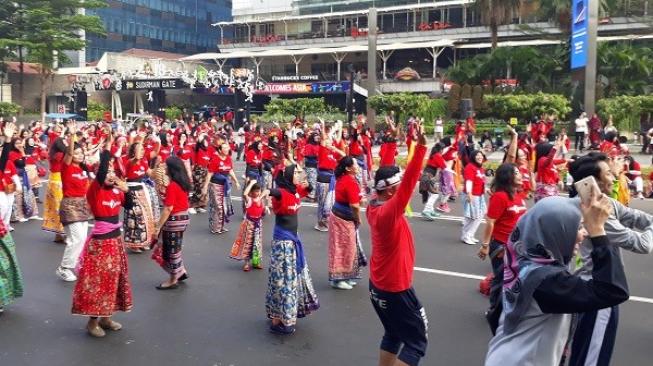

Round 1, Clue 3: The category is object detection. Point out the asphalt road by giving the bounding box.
[1,162,652,366]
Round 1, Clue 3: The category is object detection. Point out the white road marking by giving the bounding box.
[414,266,653,305]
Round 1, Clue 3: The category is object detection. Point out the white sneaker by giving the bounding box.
[18,218,28,223]
[347,280,358,286]
[314,224,328,232]
[421,211,435,221]
[638,193,644,200]
[29,216,43,221]
[188,208,197,214]
[197,208,207,213]
[56,267,77,282]
[8,227,14,232]
[331,281,353,290]
[461,237,476,245]
[471,238,480,244]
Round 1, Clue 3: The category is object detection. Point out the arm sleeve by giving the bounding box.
[607,200,653,254]
[486,193,506,220]
[383,144,427,219]
[533,236,629,314]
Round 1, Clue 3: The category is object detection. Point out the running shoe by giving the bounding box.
[56,267,77,282]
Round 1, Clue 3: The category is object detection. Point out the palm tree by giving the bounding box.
[476,0,522,49]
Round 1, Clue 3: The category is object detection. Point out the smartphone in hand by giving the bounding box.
[574,176,601,206]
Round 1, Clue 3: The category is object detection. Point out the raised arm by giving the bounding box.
[505,125,518,164]
[63,123,77,165]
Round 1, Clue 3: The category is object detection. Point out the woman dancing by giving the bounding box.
[208,141,241,234]
[266,164,319,334]
[229,179,268,271]
[72,137,133,337]
[153,156,192,290]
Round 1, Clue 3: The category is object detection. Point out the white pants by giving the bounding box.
[424,193,439,212]
[462,216,483,240]
[0,192,14,228]
[60,221,89,269]
[632,176,643,193]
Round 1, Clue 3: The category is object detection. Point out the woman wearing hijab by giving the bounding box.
[303,132,320,201]
[484,196,629,366]
[189,133,210,214]
[265,164,319,335]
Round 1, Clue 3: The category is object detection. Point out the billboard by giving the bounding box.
[571,0,589,69]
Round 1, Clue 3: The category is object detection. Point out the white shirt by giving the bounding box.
[574,117,588,133]
[235,127,245,144]
[434,118,444,133]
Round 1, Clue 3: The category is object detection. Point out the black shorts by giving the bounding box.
[369,281,428,366]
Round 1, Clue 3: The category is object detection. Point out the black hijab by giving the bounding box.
[275,164,297,194]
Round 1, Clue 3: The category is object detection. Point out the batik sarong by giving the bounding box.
[265,231,319,326]
[229,216,263,267]
[0,233,23,307]
[208,182,233,233]
[190,165,209,208]
[123,184,155,250]
[12,170,37,221]
[151,213,189,281]
[305,167,317,200]
[327,213,367,281]
[534,183,559,203]
[59,196,92,225]
[72,234,133,316]
[42,172,64,234]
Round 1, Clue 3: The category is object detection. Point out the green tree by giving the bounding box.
[3,0,107,121]
[597,42,652,97]
[476,0,521,49]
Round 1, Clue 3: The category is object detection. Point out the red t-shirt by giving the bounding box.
[124,158,149,180]
[164,181,189,214]
[86,181,124,217]
[379,142,397,167]
[318,145,337,171]
[271,187,309,215]
[245,198,265,219]
[209,153,232,174]
[536,148,565,184]
[519,166,532,192]
[158,145,172,162]
[0,161,16,191]
[304,143,319,157]
[194,148,211,168]
[335,174,361,204]
[463,163,485,196]
[61,163,89,198]
[367,144,427,292]
[487,191,527,244]
[176,145,194,161]
[426,153,446,170]
[349,140,364,156]
[50,152,64,173]
[245,149,261,167]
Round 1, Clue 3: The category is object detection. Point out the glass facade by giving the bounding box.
[86,0,232,62]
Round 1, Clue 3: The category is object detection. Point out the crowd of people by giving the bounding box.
[0,109,651,366]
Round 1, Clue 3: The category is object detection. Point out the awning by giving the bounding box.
[455,34,653,49]
[181,40,455,61]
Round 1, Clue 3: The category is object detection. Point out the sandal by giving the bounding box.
[243,264,251,272]
[87,324,106,338]
[155,283,179,290]
[253,264,263,270]
[99,319,122,331]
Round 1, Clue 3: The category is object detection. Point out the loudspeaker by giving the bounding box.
[75,91,88,120]
[460,98,473,118]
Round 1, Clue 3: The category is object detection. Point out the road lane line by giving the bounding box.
[414,266,653,305]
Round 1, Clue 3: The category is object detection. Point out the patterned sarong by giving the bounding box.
[327,213,367,281]
[534,183,559,203]
[60,196,92,225]
[190,165,209,208]
[208,182,233,233]
[151,213,190,280]
[42,172,64,234]
[229,216,263,266]
[0,233,23,307]
[123,184,156,250]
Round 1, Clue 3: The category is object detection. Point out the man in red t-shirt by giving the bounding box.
[367,123,428,366]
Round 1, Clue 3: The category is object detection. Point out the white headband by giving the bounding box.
[375,171,403,190]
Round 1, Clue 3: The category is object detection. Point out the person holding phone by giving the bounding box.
[566,153,653,366]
